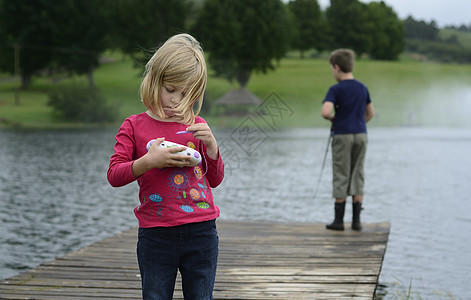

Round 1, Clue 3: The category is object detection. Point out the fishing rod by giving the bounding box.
[313,128,333,200]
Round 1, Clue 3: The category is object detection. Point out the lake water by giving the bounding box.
[0,126,470,299]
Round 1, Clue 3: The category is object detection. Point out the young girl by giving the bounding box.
[107,34,224,299]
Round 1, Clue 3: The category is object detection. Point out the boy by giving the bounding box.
[321,49,374,231]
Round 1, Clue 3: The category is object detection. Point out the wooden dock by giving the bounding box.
[0,220,390,299]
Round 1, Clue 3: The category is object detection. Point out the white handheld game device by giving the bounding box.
[146,140,202,167]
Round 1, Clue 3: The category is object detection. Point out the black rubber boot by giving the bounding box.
[326,202,345,231]
[352,202,362,231]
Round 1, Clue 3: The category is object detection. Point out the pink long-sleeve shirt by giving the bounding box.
[107,113,224,228]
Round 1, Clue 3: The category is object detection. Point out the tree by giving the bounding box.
[0,0,55,89]
[48,0,109,87]
[366,1,404,60]
[0,0,109,89]
[404,16,439,41]
[405,16,471,63]
[325,0,404,60]
[105,0,192,67]
[326,0,372,56]
[193,0,293,87]
[288,0,328,57]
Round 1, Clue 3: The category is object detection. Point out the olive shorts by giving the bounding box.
[331,133,367,198]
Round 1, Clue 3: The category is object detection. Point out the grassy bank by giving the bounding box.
[1,54,471,129]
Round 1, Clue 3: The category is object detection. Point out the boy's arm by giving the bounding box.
[321,101,335,122]
[365,103,374,123]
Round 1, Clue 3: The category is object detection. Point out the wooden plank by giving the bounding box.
[0,220,389,299]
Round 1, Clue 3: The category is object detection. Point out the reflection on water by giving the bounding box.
[0,129,138,277]
[0,127,470,299]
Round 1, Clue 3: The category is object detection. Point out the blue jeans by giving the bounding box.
[137,220,219,300]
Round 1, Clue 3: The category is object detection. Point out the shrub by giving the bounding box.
[48,86,119,123]
[406,39,471,63]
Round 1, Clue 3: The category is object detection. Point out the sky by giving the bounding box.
[317,0,471,27]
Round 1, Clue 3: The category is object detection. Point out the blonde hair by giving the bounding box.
[140,33,207,124]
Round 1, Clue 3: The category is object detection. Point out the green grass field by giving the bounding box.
[1,53,471,129]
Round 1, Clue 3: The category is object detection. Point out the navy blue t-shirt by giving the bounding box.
[323,79,371,134]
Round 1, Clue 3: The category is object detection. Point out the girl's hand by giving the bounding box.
[146,138,192,168]
[132,138,191,178]
[186,123,219,159]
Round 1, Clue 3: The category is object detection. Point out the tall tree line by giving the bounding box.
[0,0,405,90]
[0,0,191,89]
[404,16,471,63]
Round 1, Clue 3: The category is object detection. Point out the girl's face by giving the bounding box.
[160,84,186,117]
